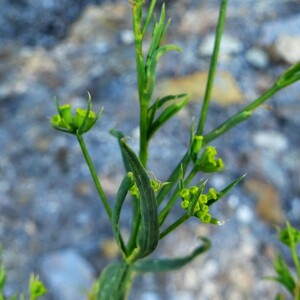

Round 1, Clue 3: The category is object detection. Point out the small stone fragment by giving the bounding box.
[246,47,269,69]
[270,35,300,64]
[155,71,243,106]
[199,33,243,58]
[252,130,288,153]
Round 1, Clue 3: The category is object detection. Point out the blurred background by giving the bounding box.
[0,0,300,299]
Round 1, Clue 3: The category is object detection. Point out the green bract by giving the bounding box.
[29,274,47,300]
[51,94,102,135]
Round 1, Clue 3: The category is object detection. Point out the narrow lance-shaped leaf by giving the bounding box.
[187,180,207,217]
[265,255,296,295]
[143,44,182,104]
[97,262,132,300]
[147,94,191,140]
[132,237,211,273]
[142,0,157,38]
[110,129,131,172]
[207,174,246,206]
[121,139,159,258]
[147,3,167,56]
[147,94,189,129]
[112,175,132,256]
[276,61,300,88]
[149,93,189,113]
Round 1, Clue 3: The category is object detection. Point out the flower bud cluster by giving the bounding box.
[180,186,218,223]
[51,95,102,135]
[195,146,224,173]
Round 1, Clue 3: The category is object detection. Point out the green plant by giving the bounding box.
[266,222,300,300]
[48,0,300,299]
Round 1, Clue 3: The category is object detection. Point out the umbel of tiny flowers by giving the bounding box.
[51,92,103,135]
[195,146,224,173]
[180,181,218,224]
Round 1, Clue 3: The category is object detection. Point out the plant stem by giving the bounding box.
[76,134,112,220]
[157,151,190,205]
[132,0,150,167]
[159,214,189,240]
[140,104,149,166]
[202,84,280,145]
[127,196,141,254]
[197,0,229,135]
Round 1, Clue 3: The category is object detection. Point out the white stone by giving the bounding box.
[246,47,269,69]
[252,130,289,153]
[120,29,135,45]
[272,35,300,64]
[199,33,243,57]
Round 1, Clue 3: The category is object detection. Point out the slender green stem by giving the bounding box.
[132,1,149,166]
[294,280,300,300]
[76,134,112,220]
[132,1,145,101]
[291,244,300,280]
[202,84,280,145]
[159,168,196,226]
[159,214,189,240]
[197,0,229,135]
[140,104,149,166]
[157,151,190,205]
[127,196,141,254]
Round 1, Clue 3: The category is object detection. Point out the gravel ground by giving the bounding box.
[0,0,300,299]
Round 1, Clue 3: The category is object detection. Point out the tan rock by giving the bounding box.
[178,8,219,35]
[67,4,131,45]
[244,178,285,225]
[155,71,243,106]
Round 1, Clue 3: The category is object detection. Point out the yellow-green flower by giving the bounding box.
[195,146,224,173]
[51,94,102,135]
